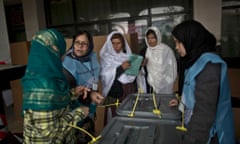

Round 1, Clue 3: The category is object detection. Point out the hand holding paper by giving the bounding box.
[124,54,143,76]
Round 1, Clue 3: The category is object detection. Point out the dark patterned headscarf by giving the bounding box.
[172,20,217,94]
[172,20,217,68]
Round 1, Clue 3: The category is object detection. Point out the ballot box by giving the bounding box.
[94,116,182,144]
[116,93,181,120]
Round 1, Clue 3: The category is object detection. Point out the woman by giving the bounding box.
[22,29,89,143]
[100,31,136,124]
[142,26,177,94]
[62,30,104,143]
[170,20,235,144]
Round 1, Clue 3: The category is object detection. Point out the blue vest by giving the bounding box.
[63,52,100,115]
[62,52,100,87]
[182,53,235,144]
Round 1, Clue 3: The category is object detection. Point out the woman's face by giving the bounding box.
[73,34,89,57]
[112,38,123,53]
[147,33,157,47]
[173,36,186,57]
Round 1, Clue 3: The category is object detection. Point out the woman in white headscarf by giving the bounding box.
[100,31,136,124]
[144,26,177,94]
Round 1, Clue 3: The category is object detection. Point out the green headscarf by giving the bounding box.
[22,28,70,111]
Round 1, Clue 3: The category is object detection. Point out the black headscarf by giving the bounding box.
[67,30,94,62]
[172,20,217,94]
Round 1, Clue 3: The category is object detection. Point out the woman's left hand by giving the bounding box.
[75,86,90,99]
[169,98,179,107]
[90,91,104,104]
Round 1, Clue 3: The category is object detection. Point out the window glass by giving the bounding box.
[54,26,75,38]
[75,0,111,22]
[109,13,130,34]
[222,1,240,57]
[45,0,192,52]
[77,24,110,36]
[48,0,74,25]
[136,7,185,49]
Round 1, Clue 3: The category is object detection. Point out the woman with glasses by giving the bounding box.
[62,30,104,143]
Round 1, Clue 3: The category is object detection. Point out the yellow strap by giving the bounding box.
[152,92,158,109]
[98,99,120,108]
[67,123,102,143]
[176,112,187,132]
[128,88,142,117]
[152,92,161,115]
[175,94,187,132]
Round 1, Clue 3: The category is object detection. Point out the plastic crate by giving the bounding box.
[94,116,182,144]
[116,93,181,120]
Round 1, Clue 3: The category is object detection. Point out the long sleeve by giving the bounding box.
[63,68,77,89]
[107,66,124,98]
[183,63,220,144]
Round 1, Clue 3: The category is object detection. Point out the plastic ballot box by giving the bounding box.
[116,93,181,120]
[94,116,182,144]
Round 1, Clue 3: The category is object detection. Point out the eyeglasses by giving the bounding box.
[74,41,89,47]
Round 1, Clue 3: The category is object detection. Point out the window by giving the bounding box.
[45,0,192,51]
[222,1,240,57]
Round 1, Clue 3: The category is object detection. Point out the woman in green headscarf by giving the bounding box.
[22,29,89,144]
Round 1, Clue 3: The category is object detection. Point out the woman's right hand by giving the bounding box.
[141,58,148,67]
[121,60,131,70]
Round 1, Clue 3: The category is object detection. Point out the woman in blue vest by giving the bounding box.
[62,30,104,143]
[169,20,235,144]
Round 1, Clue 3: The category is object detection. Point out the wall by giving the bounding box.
[194,0,222,42]
[228,68,240,140]
[22,0,46,41]
[0,0,11,63]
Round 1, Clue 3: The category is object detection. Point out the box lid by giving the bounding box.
[116,93,181,120]
[95,116,182,144]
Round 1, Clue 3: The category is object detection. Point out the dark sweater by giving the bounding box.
[107,66,125,98]
[183,62,220,144]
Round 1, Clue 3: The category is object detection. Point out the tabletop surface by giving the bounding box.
[0,64,26,82]
[0,64,24,71]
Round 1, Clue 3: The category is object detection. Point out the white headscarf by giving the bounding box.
[145,26,177,94]
[100,31,136,97]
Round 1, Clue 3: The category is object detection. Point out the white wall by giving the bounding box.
[0,0,11,63]
[194,0,222,43]
[22,0,46,41]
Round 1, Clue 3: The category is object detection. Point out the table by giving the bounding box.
[0,64,26,143]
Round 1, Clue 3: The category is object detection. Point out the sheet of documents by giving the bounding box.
[125,54,143,76]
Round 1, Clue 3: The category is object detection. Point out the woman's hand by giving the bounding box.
[121,60,131,70]
[90,91,104,104]
[169,98,179,107]
[80,106,89,118]
[141,58,148,67]
[74,86,90,99]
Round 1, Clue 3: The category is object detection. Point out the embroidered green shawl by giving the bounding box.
[22,29,70,111]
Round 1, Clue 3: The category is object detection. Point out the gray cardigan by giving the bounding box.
[182,62,220,144]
